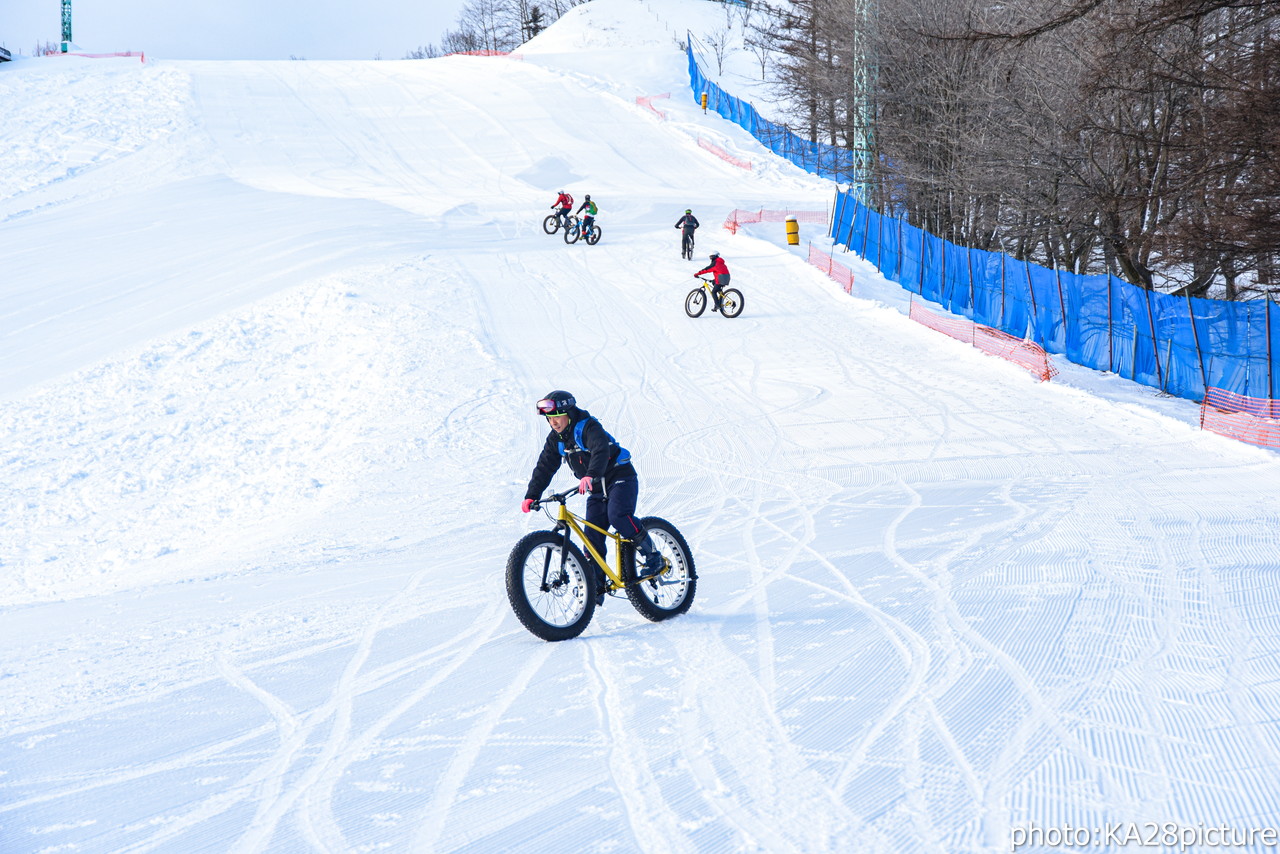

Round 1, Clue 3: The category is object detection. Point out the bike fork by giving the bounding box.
[539,523,572,591]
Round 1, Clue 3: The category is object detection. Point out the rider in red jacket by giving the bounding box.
[695,252,731,311]
[551,190,573,228]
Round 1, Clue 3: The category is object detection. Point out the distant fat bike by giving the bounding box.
[681,230,696,260]
[506,485,697,641]
[543,211,571,235]
[686,275,744,318]
[563,215,602,245]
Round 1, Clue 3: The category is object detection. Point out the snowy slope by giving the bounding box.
[2,1,1280,852]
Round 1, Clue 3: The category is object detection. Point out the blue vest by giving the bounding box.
[559,417,631,465]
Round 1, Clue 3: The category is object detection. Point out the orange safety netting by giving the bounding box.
[723,209,826,235]
[636,93,670,121]
[697,138,752,170]
[807,245,854,293]
[1200,389,1280,448]
[910,299,1057,382]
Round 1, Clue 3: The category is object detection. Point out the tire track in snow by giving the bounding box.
[585,642,700,854]
[410,643,553,852]
[670,623,866,851]
[220,588,507,853]
[876,470,1143,830]
[293,607,520,852]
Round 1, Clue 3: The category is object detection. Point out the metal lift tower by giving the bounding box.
[847,0,878,206]
[61,0,73,52]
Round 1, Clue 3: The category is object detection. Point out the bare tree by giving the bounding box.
[403,45,443,59]
[704,26,733,76]
[744,31,771,79]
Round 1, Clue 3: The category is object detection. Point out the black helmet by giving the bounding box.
[585,194,591,201]
[536,390,575,417]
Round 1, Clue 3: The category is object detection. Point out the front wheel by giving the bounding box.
[585,225,602,245]
[719,288,745,318]
[506,531,597,641]
[563,222,580,245]
[625,517,697,622]
[685,288,707,317]
[543,214,561,235]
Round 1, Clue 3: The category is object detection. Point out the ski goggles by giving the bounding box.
[536,398,571,416]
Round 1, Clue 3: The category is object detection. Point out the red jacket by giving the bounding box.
[696,257,729,280]
[554,192,574,210]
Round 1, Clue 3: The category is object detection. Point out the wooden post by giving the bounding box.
[876,207,884,269]
[966,246,975,317]
[1024,258,1038,337]
[1144,286,1165,391]
[1053,263,1067,352]
[1187,291,1207,396]
[860,201,871,258]
[999,251,1007,330]
[1269,294,1275,401]
[897,215,904,283]
[1107,275,1114,373]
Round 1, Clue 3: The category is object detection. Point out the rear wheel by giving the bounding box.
[506,531,597,641]
[585,225,602,245]
[685,288,707,317]
[719,288,744,318]
[624,517,696,622]
[543,214,560,234]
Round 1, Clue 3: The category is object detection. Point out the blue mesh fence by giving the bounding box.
[832,192,1279,402]
[687,43,859,181]
[685,42,1278,403]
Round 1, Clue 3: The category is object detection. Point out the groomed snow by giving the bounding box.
[2,1,1279,851]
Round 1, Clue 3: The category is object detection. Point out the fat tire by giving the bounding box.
[506,530,597,641]
[685,288,707,317]
[720,288,745,318]
[543,214,560,235]
[624,517,697,622]
[585,225,602,245]
[563,224,580,245]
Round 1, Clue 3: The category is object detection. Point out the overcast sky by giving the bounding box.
[3,0,470,60]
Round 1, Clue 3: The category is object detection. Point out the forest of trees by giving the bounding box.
[757,0,1280,298]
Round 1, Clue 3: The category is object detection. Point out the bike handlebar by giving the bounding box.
[531,485,581,511]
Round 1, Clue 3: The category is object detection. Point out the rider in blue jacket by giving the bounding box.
[522,390,663,601]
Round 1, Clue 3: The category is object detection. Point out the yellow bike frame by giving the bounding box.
[552,502,631,591]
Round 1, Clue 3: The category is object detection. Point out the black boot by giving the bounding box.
[635,537,665,580]
[593,565,608,606]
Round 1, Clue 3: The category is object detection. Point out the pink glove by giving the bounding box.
[577,476,593,495]
[521,498,534,513]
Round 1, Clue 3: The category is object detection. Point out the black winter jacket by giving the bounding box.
[524,407,635,499]
[675,214,700,232]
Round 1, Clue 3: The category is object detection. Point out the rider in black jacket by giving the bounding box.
[522,390,663,600]
[675,209,700,258]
